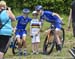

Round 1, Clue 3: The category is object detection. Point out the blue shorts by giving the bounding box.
[15,29,27,38]
[54,23,62,31]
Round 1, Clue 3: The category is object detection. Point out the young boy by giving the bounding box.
[30,11,41,54]
[15,8,31,56]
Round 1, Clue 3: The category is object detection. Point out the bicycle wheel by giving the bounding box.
[12,39,18,55]
[60,28,65,47]
[56,28,65,50]
[43,31,55,55]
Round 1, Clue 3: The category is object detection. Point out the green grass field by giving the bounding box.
[4,14,75,59]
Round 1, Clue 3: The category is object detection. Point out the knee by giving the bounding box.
[16,38,21,44]
[22,36,26,41]
[55,30,60,35]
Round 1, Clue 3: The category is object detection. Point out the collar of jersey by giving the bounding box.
[22,16,28,19]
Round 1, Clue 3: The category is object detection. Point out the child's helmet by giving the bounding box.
[23,8,30,13]
[32,11,38,15]
[32,11,37,14]
[35,5,43,11]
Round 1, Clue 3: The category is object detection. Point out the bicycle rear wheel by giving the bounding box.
[60,28,65,47]
[43,31,55,55]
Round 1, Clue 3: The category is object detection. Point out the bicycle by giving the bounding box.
[11,37,24,55]
[43,22,65,55]
[10,29,24,55]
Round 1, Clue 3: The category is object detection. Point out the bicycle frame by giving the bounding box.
[47,24,56,42]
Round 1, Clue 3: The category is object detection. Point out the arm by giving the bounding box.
[68,9,72,28]
[39,16,44,32]
[40,19,43,29]
[30,21,32,36]
[7,7,16,21]
[36,22,41,35]
[52,13,63,20]
[39,22,42,29]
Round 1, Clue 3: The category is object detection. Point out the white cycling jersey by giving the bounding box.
[30,19,41,35]
[30,18,41,43]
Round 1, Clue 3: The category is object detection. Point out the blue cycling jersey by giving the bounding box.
[16,16,32,30]
[40,11,62,23]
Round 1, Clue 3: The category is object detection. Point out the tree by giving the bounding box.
[3,0,72,14]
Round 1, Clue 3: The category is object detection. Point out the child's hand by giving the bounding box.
[30,34,33,38]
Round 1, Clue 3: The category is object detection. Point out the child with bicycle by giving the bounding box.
[30,11,41,54]
[15,8,32,56]
[35,5,63,54]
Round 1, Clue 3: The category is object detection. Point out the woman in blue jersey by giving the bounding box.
[0,1,15,59]
[15,8,31,56]
[35,5,63,53]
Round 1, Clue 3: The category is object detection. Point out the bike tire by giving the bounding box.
[12,39,18,55]
[61,28,65,47]
[43,31,55,55]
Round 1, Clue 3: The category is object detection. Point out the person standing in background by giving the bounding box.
[68,0,75,58]
[68,0,75,37]
[0,1,15,59]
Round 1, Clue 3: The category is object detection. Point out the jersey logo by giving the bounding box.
[20,19,27,25]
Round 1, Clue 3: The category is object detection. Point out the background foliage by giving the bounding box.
[3,0,72,14]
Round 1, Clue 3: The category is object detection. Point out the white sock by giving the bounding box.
[33,50,36,53]
[24,49,27,53]
[18,48,22,53]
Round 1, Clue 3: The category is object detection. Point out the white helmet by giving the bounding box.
[32,11,37,14]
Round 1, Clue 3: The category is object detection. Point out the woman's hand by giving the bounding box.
[7,7,11,11]
[7,7,16,21]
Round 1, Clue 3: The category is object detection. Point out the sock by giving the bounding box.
[24,49,27,53]
[57,44,62,51]
[33,50,36,53]
[18,48,22,53]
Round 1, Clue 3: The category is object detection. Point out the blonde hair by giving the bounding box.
[0,1,6,7]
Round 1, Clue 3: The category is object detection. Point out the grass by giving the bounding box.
[4,13,75,59]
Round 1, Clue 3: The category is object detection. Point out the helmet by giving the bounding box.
[35,5,43,11]
[22,8,30,13]
[32,11,37,14]
[32,11,38,15]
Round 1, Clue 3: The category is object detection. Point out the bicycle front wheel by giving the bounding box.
[43,31,55,55]
[12,39,18,55]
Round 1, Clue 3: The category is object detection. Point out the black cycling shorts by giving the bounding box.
[0,35,11,53]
